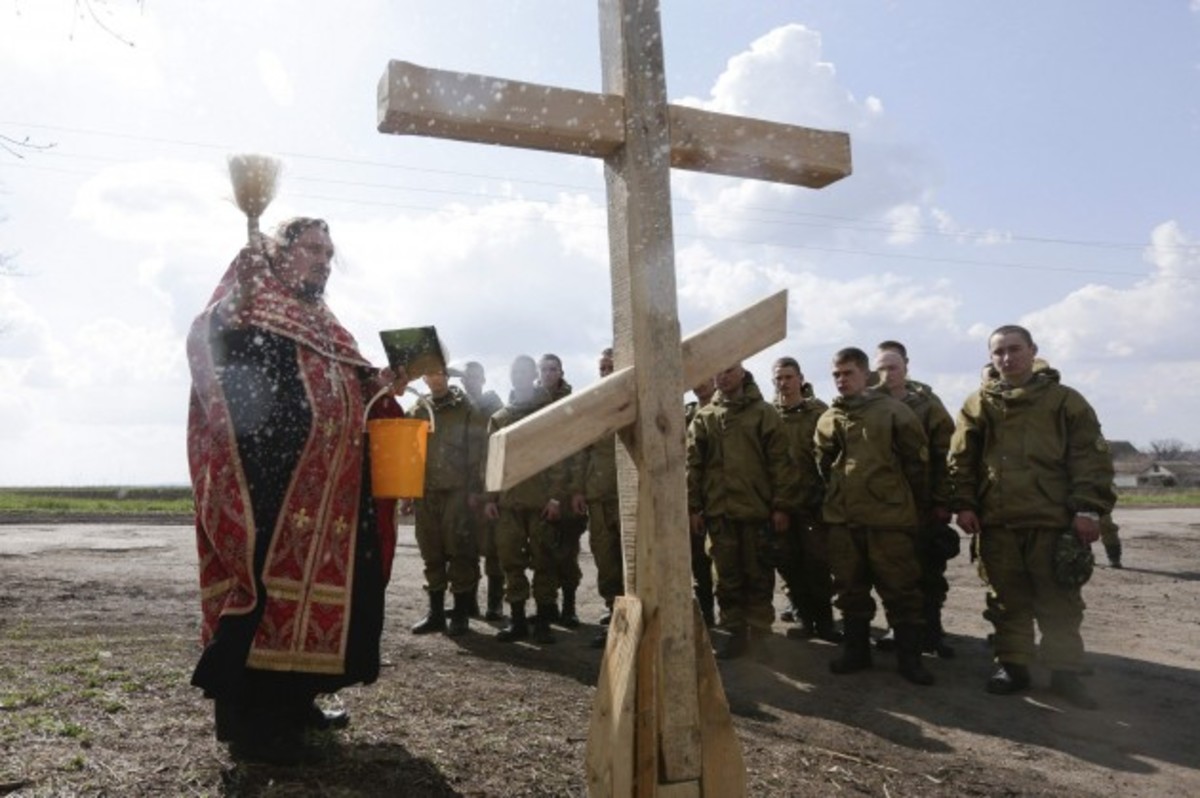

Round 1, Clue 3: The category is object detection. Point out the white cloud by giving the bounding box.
[1021,221,1199,363]
[257,50,294,107]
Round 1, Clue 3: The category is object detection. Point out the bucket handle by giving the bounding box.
[363,385,436,434]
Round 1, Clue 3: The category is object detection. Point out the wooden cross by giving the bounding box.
[377,3,851,795]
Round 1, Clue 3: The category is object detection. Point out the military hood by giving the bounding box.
[713,372,765,409]
[831,389,887,412]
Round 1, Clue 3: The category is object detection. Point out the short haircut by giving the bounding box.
[834,347,870,371]
[989,325,1035,347]
[464,360,484,373]
[539,353,563,368]
[877,339,908,359]
[773,356,801,373]
[601,347,614,358]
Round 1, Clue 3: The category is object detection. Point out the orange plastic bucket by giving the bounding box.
[367,417,430,498]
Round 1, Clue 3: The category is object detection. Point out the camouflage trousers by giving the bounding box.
[774,512,834,624]
[828,524,923,627]
[707,517,776,632]
[587,496,625,603]
[496,506,559,606]
[978,526,1086,671]
[413,488,479,595]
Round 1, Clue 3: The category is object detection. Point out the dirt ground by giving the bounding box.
[1,508,1198,797]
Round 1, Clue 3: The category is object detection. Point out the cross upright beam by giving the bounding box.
[377,3,851,794]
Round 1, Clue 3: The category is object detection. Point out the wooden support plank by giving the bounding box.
[586,597,643,798]
[634,610,660,798]
[378,61,851,188]
[484,290,787,493]
[693,608,746,797]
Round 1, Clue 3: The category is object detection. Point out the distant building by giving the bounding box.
[1107,440,1141,460]
[1137,462,1200,488]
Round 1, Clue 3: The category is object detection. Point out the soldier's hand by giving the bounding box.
[399,499,414,516]
[770,510,789,533]
[571,493,588,516]
[689,512,705,536]
[1073,513,1101,545]
[484,501,500,521]
[931,506,952,524]
[542,498,562,522]
[955,510,982,536]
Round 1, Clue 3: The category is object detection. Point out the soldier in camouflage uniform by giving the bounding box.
[815,347,934,686]
[537,353,586,629]
[459,361,506,620]
[685,377,717,627]
[408,368,483,637]
[872,347,959,658]
[575,349,627,649]
[770,356,839,643]
[483,356,566,644]
[687,364,799,660]
[950,325,1115,709]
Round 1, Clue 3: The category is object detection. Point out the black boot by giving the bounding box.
[922,604,955,659]
[448,592,471,637]
[829,618,872,674]
[533,603,558,644]
[485,576,505,621]
[467,589,482,619]
[986,661,1031,695]
[598,599,614,626]
[1105,543,1123,568]
[411,590,447,634]
[496,602,528,642]
[716,626,751,660]
[559,587,580,629]
[874,626,896,651]
[813,607,842,644]
[895,624,935,686]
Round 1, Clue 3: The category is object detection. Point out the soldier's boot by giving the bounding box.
[447,592,471,637]
[813,607,843,644]
[1050,670,1099,710]
[597,599,614,626]
[1105,543,1123,569]
[829,618,873,675]
[411,590,447,635]
[467,589,482,619]
[895,624,935,686]
[495,602,528,643]
[484,576,505,621]
[779,601,798,624]
[986,661,1031,695]
[921,604,955,659]
[533,603,558,644]
[716,626,751,660]
[559,587,581,629]
[874,626,897,651]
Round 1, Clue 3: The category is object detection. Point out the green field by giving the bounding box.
[0,487,194,516]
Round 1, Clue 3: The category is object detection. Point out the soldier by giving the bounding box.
[537,353,587,629]
[770,356,839,643]
[483,356,566,644]
[815,347,934,686]
[459,361,506,620]
[872,346,959,658]
[687,363,798,660]
[950,325,1115,709]
[685,376,718,627]
[575,348,626,649]
[407,368,482,636]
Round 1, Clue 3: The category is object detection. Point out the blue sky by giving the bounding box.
[1,0,1198,485]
